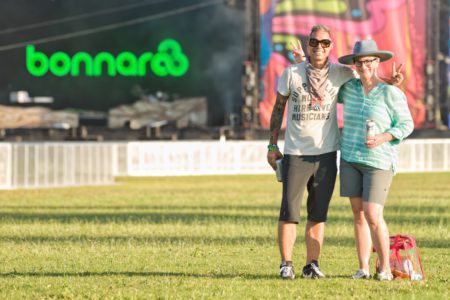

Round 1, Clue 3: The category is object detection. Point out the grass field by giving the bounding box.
[0,173,448,299]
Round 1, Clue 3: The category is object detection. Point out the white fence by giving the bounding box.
[126,141,270,176]
[0,139,449,189]
[397,139,450,172]
[125,139,450,176]
[0,142,115,189]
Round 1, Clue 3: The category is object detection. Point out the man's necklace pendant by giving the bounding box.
[310,98,322,111]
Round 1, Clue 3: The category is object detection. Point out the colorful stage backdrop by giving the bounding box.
[259,0,427,129]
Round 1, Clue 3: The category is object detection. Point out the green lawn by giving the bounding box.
[0,173,448,299]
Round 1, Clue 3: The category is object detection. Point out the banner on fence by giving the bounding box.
[259,0,427,129]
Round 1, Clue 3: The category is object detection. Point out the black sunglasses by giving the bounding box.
[354,58,379,67]
[308,38,332,48]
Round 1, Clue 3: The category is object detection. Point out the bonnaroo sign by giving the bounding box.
[26,39,189,77]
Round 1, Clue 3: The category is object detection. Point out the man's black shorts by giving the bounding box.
[279,151,337,223]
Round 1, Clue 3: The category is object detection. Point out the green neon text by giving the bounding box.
[26,39,189,77]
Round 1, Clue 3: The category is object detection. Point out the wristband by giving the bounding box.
[267,144,279,151]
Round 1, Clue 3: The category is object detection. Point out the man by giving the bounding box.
[267,25,402,280]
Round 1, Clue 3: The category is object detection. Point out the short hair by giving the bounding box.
[309,25,331,37]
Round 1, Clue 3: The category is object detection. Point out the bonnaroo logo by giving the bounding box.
[26,39,189,77]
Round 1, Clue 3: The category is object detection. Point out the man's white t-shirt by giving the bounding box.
[277,62,356,155]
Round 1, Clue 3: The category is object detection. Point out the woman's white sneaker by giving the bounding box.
[352,269,371,279]
[376,270,393,281]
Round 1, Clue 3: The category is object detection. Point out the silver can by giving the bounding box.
[366,119,376,141]
[275,159,283,182]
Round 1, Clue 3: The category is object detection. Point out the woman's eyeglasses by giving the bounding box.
[308,38,332,48]
[355,58,378,67]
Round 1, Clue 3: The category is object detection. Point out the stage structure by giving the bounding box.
[0,0,245,131]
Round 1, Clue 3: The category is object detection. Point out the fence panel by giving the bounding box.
[0,139,448,189]
[0,144,12,189]
[127,139,450,176]
[397,139,450,172]
[0,142,115,189]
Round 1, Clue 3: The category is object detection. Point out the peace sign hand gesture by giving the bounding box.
[380,62,404,86]
[291,39,306,63]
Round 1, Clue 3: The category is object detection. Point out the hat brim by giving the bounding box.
[338,51,394,65]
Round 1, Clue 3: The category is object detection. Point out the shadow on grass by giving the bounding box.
[331,204,448,214]
[0,271,275,280]
[0,209,446,226]
[1,235,447,249]
[324,275,352,279]
[0,204,446,215]
[0,211,277,224]
[0,205,279,211]
[0,271,357,280]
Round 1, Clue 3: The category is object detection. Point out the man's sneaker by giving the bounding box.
[302,261,325,279]
[352,269,371,279]
[376,270,393,281]
[279,263,295,279]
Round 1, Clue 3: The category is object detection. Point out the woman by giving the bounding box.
[337,39,414,280]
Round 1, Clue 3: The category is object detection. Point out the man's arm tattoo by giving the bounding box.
[269,93,288,144]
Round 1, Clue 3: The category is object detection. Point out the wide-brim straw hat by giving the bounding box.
[338,39,393,65]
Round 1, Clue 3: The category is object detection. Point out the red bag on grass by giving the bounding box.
[375,235,425,280]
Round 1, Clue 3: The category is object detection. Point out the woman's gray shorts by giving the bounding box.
[279,152,337,223]
[339,159,393,205]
